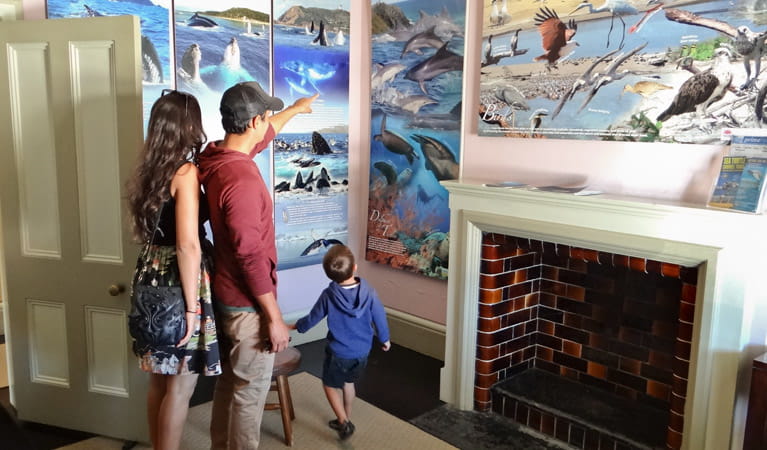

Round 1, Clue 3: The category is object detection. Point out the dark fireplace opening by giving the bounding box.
[476,233,699,450]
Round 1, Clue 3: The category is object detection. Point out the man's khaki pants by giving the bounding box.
[210,311,275,450]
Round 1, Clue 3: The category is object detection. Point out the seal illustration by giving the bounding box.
[374,114,418,165]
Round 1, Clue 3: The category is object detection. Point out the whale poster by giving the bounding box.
[366,0,465,280]
[173,1,273,184]
[478,0,767,144]
[272,1,351,270]
[46,0,174,132]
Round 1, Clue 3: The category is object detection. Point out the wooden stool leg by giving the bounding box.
[276,375,293,446]
[284,379,295,421]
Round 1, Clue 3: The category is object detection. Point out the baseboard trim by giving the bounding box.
[386,308,445,361]
[284,308,445,361]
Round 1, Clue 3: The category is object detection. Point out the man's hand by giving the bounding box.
[291,93,319,114]
[267,319,291,353]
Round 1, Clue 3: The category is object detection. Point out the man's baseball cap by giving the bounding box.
[220,81,284,126]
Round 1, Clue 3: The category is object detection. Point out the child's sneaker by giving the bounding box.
[328,419,343,430]
[338,420,355,440]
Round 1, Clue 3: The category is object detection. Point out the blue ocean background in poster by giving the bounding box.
[173,5,273,184]
[366,0,464,279]
[272,3,351,270]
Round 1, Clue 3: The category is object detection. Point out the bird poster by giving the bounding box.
[272,1,351,270]
[479,0,767,144]
[366,0,465,280]
[46,0,174,133]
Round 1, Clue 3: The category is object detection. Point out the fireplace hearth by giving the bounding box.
[440,180,767,450]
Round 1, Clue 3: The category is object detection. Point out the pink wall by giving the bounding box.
[18,0,727,326]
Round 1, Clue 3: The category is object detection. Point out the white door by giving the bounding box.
[0,15,148,441]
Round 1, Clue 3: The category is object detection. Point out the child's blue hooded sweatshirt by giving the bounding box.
[295,277,390,359]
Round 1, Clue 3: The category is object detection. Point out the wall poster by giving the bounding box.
[479,0,767,144]
[272,1,351,270]
[366,0,465,280]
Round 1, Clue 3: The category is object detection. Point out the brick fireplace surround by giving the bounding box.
[439,180,767,450]
[477,232,696,449]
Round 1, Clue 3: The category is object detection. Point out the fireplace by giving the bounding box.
[477,232,696,449]
[439,180,767,450]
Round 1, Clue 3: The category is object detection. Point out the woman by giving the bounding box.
[126,89,220,450]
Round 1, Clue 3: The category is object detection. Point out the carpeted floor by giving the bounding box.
[55,372,456,450]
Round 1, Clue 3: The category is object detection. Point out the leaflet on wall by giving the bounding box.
[47,0,173,132]
[709,130,767,213]
[478,0,767,144]
[366,0,465,280]
[173,1,273,185]
[272,1,350,270]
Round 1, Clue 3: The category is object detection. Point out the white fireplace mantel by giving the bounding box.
[440,179,767,450]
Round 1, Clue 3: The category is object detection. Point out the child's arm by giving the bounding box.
[286,323,297,330]
[294,291,330,333]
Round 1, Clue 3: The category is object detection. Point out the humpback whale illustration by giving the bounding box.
[300,238,343,256]
[199,37,254,91]
[187,12,217,28]
[281,61,335,94]
[141,35,163,84]
[405,42,463,95]
[83,5,103,16]
[312,21,330,46]
[244,20,261,37]
[311,131,333,155]
[411,134,459,181]
[374,115,418,165]
[293,171,305,189]
[177,43,212,94]
[285,77,314,97]
[374,161,398,185]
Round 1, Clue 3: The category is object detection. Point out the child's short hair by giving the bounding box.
[323,244,355,283]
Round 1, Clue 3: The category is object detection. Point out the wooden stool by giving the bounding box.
[265,346,301,446]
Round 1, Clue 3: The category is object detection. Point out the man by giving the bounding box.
[198,81,318,450]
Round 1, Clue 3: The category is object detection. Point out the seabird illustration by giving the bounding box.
[490,0,501,26]
[621,80,672,97]
[663,7,767,89]
[578,42,648,112]
[656,47,733,122]
[534,7,579,69]
[552,48,619,118]
[569,0,640,49]
[495,85,530,111]
[529,109,549,135]
[300,238,343,256]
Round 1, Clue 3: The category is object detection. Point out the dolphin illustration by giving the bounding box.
[374,161,398,185]
[187,12,217,28]
[312,21,329,46]
[374,115,418,165]
[396,94,437,115]
[141,35,163,84]
[411,134,459,181]
[405,42,463,95]
[311,131,333,155]
[407,102,462,130]
[401,26,444,58]
[371,62,406,91]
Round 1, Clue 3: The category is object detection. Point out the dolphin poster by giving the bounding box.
[173,1,273,182]
[366,0,465,280]
[46,0,173,132]
[479,0,767,144]
[272,1,351,270]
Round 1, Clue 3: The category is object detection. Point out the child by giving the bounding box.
[290,244,390,440]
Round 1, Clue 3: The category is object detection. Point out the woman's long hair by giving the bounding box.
[127,90,206,242]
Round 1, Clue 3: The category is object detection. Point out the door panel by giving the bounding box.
[0,16,147,441]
